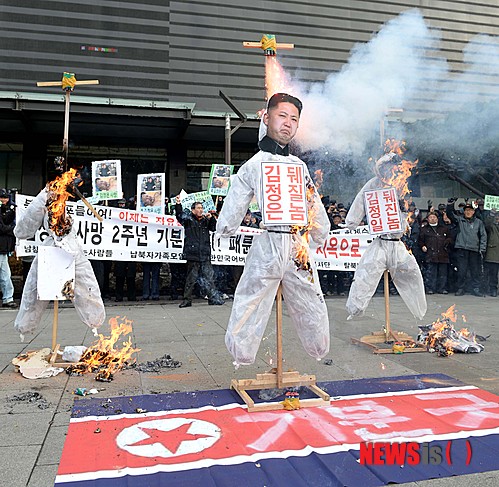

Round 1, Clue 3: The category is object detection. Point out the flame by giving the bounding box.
[441,304,457,322]
[291,183,321,272]
[383,140,418,201]
[314,169,323,193]
[422,305,476,357]
[47,168,79,237]
[264,57,291,101]
[67,316,140,381]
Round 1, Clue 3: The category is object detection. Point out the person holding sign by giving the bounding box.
[176,198,224,307]
[216,93,330,366]
[345,152,426,320]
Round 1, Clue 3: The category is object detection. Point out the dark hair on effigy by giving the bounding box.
[267,93,303,115]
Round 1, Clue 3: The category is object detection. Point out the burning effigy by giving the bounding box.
[345,139,427,320]
[66,316,140,381]
[14,169,105,338]
[417,305,485,356]
[216,92,330,366]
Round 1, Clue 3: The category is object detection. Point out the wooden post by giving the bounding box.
[230,282,330,411]
[383,270,391,341]
[276,284,283,388]
[37,72,99,171]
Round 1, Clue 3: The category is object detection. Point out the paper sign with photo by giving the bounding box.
[91,160,122,201]
[136,173,165,214]
[208,164,233,196]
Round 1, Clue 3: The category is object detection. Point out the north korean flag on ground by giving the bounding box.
[55,374,499,486]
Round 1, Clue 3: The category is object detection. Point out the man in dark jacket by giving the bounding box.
[484,210,499,297]
[446,199,487,296]
[419,211,453,294]
[0,189,18,308]
[176,197,223,307]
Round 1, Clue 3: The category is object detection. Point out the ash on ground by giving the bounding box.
[7,392,50,410]
[126,354,181,373]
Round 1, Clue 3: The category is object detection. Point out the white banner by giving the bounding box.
[16,194,373,270]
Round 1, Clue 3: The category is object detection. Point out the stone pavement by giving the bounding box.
[0,293,498,487]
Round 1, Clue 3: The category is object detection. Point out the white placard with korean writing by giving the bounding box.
[484,194,499,211]
[364,187,403,235]
[178,190,216,213]
[261,161,308,226]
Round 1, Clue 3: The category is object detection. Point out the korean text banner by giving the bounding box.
[16,194,372,269]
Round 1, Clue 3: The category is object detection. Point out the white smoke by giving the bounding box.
[283,9,499,157]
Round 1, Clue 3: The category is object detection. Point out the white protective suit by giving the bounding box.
[345,156,427,320]
[216,140,330,365]
[14,188,105,335]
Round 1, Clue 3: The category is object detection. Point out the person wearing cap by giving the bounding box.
[0,189,18,308]
[216,93,330,366]
[446,199,487,296]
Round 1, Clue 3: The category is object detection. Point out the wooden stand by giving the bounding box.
[231,284,331,412]
[49,300,71,367]
[351,271,426,354]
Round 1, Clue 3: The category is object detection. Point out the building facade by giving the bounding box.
[0,0,498,198]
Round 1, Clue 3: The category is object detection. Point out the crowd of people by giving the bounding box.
[1,185,498,307]
[318,195,498,298]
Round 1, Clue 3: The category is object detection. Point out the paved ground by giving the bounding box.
[0,293,498,487]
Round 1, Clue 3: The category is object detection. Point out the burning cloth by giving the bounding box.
[345,152,427,320]
[216,143,330,365]
[14,185,105,336]
[417,305,484,356]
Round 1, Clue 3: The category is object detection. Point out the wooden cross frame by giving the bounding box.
[37,72,99,167]
[243,34,294,56]
[36,72,101,365]
[231,284,330,412]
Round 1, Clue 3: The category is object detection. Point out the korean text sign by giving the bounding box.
[261,162,308,226]
[364,187,403,235]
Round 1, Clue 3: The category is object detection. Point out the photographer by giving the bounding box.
[0,189,18,307]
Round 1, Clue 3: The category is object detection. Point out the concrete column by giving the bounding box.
[21,137,46,195]
[167,142,187,196]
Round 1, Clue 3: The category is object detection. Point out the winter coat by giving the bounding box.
[418,223,452,263]
[0,199,16,254]
[175,204,216,262]
[484,215,499,263]
[446,203,487,253]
